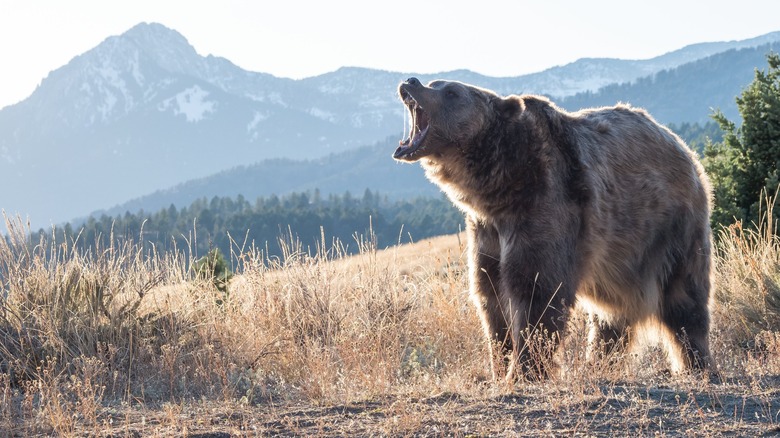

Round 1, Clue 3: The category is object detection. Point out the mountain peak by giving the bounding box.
[17,22,205,130]
[112,22,199,75]
[121,22,192,53]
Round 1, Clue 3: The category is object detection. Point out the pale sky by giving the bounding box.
[1,0,779,109]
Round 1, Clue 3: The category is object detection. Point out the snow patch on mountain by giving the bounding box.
[268,92,286,107]
[350,113,364,128]
[244,93,264,102]
[247,111,270,141]
[159,85,216,122]
[0,146,12,165]
[309,107,336,122]
[317,84,345,94]
[360,96,393,108]
[244,92,288,107]
[144,78,175,102]
[80,56,142,122]
[130,50,144,86]
[98,89,118,121]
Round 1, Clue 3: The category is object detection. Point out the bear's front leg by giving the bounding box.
[466,216,513,380]
[498,230,577,381]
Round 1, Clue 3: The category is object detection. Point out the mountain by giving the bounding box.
[1,22,779,227]
[0,23,393,226]
[473,31,780,98]
[560,42,779,124]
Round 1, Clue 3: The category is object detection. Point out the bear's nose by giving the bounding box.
[405,77,421,87]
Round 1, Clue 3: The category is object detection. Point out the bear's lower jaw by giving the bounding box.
[393,144,419,162]
[394,125,429,161]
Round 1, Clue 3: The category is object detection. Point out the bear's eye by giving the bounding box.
[445,89,459,99]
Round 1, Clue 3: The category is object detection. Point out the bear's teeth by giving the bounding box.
[403,104,410,143]
[412,107,417,135]
[408,110,415,141]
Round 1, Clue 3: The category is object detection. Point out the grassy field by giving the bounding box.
[2,213,780,436]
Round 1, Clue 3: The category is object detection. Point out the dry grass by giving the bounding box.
[2,211,780,436]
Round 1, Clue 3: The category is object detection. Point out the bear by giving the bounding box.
[393,77,714,380]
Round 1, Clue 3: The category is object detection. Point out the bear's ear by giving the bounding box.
[493,95,524,119]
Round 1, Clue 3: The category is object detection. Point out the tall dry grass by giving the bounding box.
[711,195,780,373]
[0,214,486,433]
[1,204,780,434]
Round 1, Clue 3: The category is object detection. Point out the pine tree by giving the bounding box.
[704,52,780,228]
[194,247,233,297]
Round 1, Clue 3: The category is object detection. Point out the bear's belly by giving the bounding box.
[577,272,660,322]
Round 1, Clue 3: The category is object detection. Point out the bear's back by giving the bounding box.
[570,104,709,208]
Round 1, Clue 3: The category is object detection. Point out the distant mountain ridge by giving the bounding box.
[483,31,780,98]
[1,22,779,226]
[560,41,780,124]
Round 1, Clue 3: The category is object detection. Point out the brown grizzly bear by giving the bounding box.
[393,77,714,380]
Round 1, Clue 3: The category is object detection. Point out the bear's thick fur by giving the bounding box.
[394,77,713,379]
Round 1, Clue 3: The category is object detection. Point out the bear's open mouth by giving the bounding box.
[394,91,430,160]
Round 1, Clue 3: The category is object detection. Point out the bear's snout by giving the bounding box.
[404,77,422,87]
[399,78,424,105]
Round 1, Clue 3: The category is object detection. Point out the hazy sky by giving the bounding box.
[1,0,779,109]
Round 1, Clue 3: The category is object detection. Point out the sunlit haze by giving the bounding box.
[1,0,779,109]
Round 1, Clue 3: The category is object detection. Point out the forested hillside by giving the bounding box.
[52,190,463,260]
[89,136,439,221]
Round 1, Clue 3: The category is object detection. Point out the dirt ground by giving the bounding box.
[51,374,780,437]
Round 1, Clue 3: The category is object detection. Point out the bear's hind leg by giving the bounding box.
[660,298,711,372]
[659,265,712,373]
